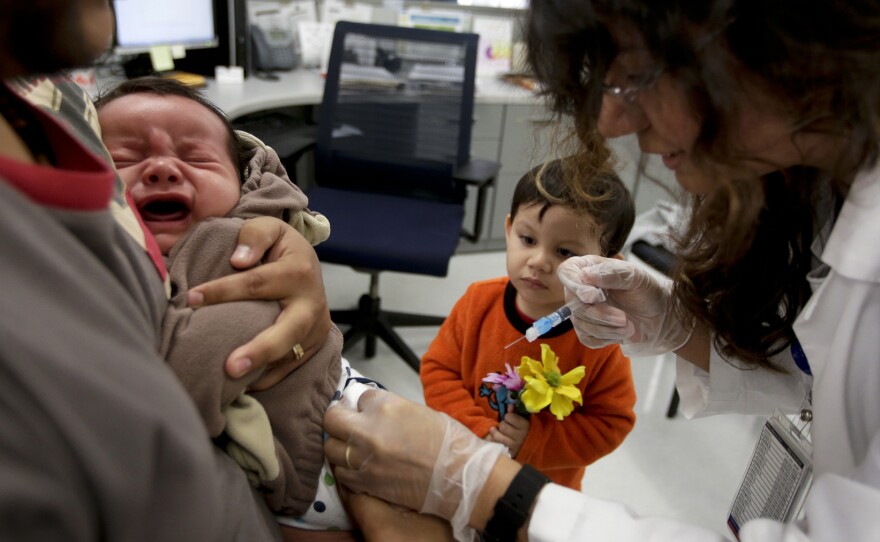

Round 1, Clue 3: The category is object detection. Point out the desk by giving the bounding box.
[201,68,537,119]
[202,70,325,118]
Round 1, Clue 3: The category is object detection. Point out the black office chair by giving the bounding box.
[630,240,681,418]
[296,22,498,371]
[231,108,317,171]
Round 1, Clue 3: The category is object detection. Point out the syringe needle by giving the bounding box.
[504,291,605,350]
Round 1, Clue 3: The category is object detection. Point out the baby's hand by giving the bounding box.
[486,410,530,457]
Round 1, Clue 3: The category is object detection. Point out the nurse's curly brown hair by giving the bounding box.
[526,0,880,367]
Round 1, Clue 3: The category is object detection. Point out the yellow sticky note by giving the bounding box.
[171,45,186,59]
[149,46,175,72]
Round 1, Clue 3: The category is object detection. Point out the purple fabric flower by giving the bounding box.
[482,363,524,391]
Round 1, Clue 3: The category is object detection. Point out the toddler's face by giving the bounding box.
[98,93,240,254]
[505,203,602,319]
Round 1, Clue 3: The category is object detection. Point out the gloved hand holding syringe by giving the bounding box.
[505,289,607,349]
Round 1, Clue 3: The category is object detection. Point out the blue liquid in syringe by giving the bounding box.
[504,289,606,349]
[525,298,584,342]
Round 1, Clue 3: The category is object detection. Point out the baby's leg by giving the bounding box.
[276,358,384,538]
[276,457,353,532]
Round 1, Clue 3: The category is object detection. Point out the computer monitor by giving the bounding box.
[113,0,217,54]
[114,0,250,78]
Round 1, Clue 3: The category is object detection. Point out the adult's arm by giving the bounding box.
[671,323,711,371]
[334,432,857,542]
[561,253,805,417]
[674,328,806,418]
[325,389,850,542]
[528,447,880,542]
[325,390,507,541]
[341,492,456,542]
[0,182,280,541]
[191,216,332,387]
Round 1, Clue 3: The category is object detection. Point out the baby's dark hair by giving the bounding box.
[94,76,248,179]
[510,157,634,257]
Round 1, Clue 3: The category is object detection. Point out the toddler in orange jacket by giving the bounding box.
[420,156,637,489]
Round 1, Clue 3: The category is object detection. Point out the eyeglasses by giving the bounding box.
[600,65,665,104]
[600,18,732,105]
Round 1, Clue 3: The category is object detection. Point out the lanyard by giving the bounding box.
[791,338,812,376]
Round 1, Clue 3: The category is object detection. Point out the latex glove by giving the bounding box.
[557,255,692,356]
[324,390,507,542]
[187,216,332,385]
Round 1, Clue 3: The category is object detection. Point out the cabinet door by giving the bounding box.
[471,103,505,143]
[477,104,681,245]
[463,104,505,245]
[607,135,679,216]
[498,103,555,174]
[488,103,555,240]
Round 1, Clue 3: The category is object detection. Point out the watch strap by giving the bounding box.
[482,464,550,542]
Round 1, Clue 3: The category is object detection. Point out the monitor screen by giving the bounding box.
[113,0,217,53]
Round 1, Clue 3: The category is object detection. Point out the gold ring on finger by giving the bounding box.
[292,343,305,360]
[345,444,353,469]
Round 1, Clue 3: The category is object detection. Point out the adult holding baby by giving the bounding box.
[1,0,332,539]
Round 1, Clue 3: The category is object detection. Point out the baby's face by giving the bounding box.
[98,93,240,254]
[505,203,602,319]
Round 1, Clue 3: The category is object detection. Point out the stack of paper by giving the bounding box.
[340,64,404,89]
[408,64,464,84]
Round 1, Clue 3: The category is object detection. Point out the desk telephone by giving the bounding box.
[251,25,298,72]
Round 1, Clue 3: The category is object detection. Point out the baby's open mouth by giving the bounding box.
[139,199,191,222]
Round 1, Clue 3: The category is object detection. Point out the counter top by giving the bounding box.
[201,68,539,118]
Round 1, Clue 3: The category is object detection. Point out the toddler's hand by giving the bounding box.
[486,410,530,457]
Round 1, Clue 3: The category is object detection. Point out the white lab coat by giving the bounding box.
[528,163,880,541]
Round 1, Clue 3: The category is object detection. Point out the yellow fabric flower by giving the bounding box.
[518,344,585,420]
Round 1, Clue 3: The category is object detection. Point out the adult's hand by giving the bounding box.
[342,491,454,542]
[278,526,358,542]
[324,390,507,542]
[187,216,331,387]
[558,255,692,356]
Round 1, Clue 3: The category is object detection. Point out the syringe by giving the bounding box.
[505,291,605,349]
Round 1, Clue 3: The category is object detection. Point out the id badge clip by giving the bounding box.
[727,408,813,539]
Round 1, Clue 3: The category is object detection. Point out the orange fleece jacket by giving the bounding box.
[420,277,636,489]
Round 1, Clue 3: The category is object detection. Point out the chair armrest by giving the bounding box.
[630,240,676,277]
[454,159,500,243]
[234,114,317,183]
[284,137,317,170]
[453,158,500,188]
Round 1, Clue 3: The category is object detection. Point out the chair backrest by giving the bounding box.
[315,21,478,204]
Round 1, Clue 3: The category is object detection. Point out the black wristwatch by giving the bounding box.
[481,464,550,542]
